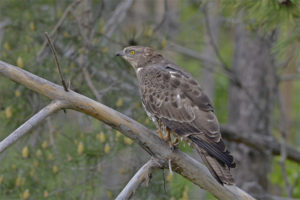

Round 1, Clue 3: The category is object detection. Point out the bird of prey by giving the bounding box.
[116,46,235,185]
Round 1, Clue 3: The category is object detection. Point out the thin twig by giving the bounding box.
[82,68,102,101]
[45,32,68,92]
[162,169,167,193]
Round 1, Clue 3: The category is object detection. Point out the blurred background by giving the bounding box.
[0,0,300,199]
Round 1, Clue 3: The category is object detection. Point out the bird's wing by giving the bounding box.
[141,63,217,139]
[141,63,235,184]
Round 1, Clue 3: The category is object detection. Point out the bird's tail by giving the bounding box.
[198,150,234,185]
[189,136,235,185]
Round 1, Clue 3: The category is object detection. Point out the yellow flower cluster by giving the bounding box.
[22,146,29,158]
[42,141,48,149]
[44,190,49,198]
[115,131,122,142]
[36,149,42,157]
[116,98,123,107]
[5,107,12,119]
[77,142,84,155]
[52,165,58,174]
[15,90,21,97]
[47,153,54,161]
[180,186,189,200]
[17,57,24,68]
[15,175,25,187]
[21,189,30,200]
[123,137,133,145]
[104,144,110,154]
[96,132,106,143]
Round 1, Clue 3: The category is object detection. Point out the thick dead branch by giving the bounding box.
[116,158,161,200]
[167,41,220,67]
[0,100,66,153]
[221,125,300,164]
[0,60,254,200]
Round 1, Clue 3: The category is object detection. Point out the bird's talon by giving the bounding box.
[169,139,179,152]
[170,145,176,152]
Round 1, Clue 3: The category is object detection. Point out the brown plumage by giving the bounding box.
[117,46,236,185]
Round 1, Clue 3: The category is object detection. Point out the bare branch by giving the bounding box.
[116,158,161,200]
[82,67,102,101]
[103,0,134,38]
[0,100,66,153]
[203,5,230,72]
[167,41,221,67]
[221,125,300,164]
[153,0,168,33]
[280,73,300,81]
[45,32,68,91]
[0,60,254,200]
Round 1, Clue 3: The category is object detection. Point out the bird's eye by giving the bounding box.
[130,50,135,55]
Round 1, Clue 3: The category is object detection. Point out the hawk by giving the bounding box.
[116,46,235,185]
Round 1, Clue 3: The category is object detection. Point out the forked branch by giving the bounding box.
[116,158,161,200]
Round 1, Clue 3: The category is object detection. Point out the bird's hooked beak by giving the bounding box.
[116,50,125,57]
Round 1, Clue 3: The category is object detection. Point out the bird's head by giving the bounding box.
[116,46,161,70]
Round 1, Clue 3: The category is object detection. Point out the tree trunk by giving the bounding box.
[228,20,277,195]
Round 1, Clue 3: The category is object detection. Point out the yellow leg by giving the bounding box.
[156,129,164,139]
[163,128,171,142]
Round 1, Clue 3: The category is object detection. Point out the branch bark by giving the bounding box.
[0,100,66,153]
[116,158,161,200]
[0,60,254,200]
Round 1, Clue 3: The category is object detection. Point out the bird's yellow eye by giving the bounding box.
[130,50,135,55]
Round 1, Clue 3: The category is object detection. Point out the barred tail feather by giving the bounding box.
[188,135,235,185]
[199,150,234,185]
